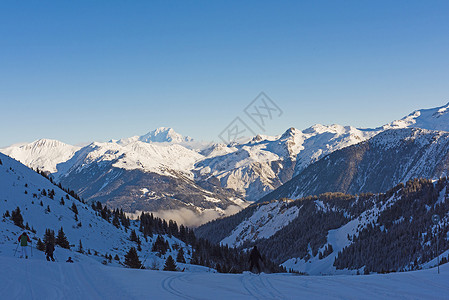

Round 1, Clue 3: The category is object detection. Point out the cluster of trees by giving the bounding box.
[122,211,284,273]
[2,207,36,233]
[91,201,131,229]
[10,207,24,228]
[139,212,195,243]
[319,244,333,260]
[334,178,449,273]
[191,237,286,273]
[36,227,70,251]
[151,235,171,255]
[35,168,84,203]
[123,246,179,271]
[252,199,349,264]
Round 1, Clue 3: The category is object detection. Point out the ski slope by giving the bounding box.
[0,255,448,300]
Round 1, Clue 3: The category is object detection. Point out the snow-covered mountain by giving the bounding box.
[1,125,375,221]
[196,125,378,201]
[56,140,249,226]
[384,102,449,132]
[114,127,194,145]
[259,127,449,202]
[2,103,449,225]
[0,139,80,173]
[197,178,449,275]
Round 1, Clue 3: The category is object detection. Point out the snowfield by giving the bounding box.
[221,200,300,248]
[1,255,448,300]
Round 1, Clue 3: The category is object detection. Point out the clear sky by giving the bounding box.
[1,1,449,146]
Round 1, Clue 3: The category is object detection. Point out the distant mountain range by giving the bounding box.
[259,127,449,202]
[2,102,449,226]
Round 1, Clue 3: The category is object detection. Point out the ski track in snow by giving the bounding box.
[241,274,282,299]
[161,273,198,300]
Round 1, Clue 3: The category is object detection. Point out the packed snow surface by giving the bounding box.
[1,255,448,300]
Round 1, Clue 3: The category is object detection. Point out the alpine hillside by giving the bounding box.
[0,152,282,274]
[196,178,449,275]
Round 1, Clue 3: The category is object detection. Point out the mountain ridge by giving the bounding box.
[2,103,449,224]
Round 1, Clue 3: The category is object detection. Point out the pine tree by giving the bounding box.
[176,248,186,263]
[77,240,84,253]
[56,227,70,249]
[163,255,177,271]
[11,207,24,228]
[71,203,78,215]
[36,238,45,251]
[130,229,138,242]
[60,197,65,205]
[43,229,55,250]
[151,235,168,255]
[124,247,141,269]
[112,214,120,228]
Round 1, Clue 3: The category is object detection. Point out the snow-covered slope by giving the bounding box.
[0,152,195,270]
[1,254,448,300]
[283,195,399,275]
[221,200,300,247]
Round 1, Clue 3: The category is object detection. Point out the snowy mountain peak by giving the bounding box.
[0,139,80,173]
[280,127,300,139]
[25,138,69,149]
[116,127,194,145]
[385,102,449,132]
[139,127,193,143]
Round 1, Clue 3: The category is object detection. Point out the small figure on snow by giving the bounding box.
[45,242,55,262]
[66,257,74,263]
[249,246,263,274]
[18,232,31,259]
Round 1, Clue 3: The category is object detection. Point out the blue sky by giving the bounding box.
[1,1,448,146]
